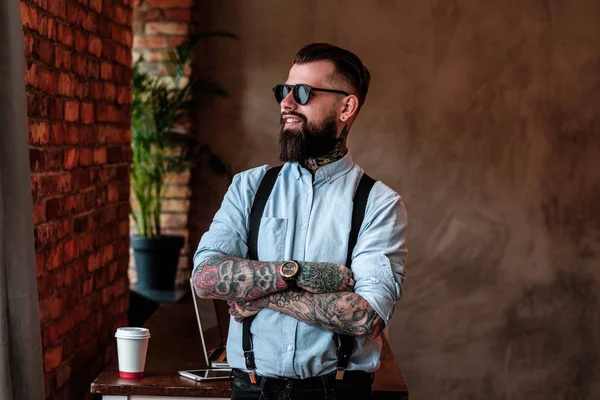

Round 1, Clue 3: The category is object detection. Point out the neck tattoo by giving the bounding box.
[304,125,349,174]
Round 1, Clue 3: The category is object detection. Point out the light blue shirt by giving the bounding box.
[193,152,407,378]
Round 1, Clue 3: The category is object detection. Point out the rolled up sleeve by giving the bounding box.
[351,186,408,323]
[193,172,254,270]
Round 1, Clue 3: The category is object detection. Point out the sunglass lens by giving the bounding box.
[273,85,287,103]
[297,85,310,105]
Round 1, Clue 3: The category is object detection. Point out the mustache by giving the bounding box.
[280,112,307,125]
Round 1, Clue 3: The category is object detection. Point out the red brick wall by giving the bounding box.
[21,0,133,398]
[130,0,195,287]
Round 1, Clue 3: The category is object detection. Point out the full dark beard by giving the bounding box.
[278,111,340,164]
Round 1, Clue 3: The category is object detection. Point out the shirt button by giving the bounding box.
[327,176,332,181]
[287,345,293,351]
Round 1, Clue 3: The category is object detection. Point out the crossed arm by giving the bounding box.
[192,255,384,338]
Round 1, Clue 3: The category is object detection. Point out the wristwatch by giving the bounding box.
[279,260,300,290]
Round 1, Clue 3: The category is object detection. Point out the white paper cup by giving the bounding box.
[115,327,151,379]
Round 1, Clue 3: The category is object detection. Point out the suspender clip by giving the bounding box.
[248,369,257,384]
[335,367,345,380]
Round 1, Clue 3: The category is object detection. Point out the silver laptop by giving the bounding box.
[190,278,229,368]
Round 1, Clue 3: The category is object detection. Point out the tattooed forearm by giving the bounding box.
[194,256,355,301]
[296,262,354,293]
[266,291,384,338]
[193,255,287,302]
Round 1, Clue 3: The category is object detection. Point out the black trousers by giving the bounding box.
[230,368,373,400]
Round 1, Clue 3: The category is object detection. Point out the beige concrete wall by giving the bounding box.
[191,1,600,398]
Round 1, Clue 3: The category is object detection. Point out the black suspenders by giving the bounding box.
[243,165,376,382]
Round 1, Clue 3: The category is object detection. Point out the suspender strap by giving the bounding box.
[243,166,282,379]
[243,167,376,381]
[345,173,376,269]
[336,172,376,378]
[248,166,283,261]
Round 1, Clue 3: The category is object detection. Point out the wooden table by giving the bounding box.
[91,303,408,399]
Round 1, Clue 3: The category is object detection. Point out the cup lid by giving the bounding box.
[115,327,150,339]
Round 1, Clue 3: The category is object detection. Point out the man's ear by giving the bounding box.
[339,95,359,122]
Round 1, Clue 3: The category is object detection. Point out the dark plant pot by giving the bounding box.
[131,235,185,291]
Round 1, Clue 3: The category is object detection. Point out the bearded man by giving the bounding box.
[192,43,408,400]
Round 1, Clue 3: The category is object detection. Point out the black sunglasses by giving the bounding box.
[273,84,349,105]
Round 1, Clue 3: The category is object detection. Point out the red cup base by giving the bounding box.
[119,371,144,379]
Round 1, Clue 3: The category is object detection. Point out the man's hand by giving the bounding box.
[297,262,354,293]
[228,297,270,322]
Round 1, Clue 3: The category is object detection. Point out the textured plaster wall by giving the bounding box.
[192,1,600,398]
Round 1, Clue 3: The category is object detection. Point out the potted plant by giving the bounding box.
[130,33,235,290]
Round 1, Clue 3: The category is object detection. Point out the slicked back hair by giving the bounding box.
[293,43,371,109]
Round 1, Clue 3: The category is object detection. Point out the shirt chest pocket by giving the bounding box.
[257,217,287,261]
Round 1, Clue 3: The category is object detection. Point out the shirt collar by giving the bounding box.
[291,151,355,183]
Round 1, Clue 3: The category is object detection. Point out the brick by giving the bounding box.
[145,22,188,35]
[164,185,190,198]
[34,37,54,65]
[88,36,102,57]
[164,9,192,21]
[54,46,71,70]
[64,101,80,122]
[82,277,94,297]
[103,82,117,102]
[162,199,190,212]
[20,2,38,30]
[116,86,132,105]
[38,272,55,300]
[146,0,194,7]
[115,46,131,67]
[66,2,83,26]
[29,122,50,146]
[79,148,94,167]
[46,197,63,220]
[88,59,100,79]
[168,36,187,48]
[49,0,67,19]
[90,0,102,13]
[50,123,67,145]
[56,363,71,388]
[94,148,107,164]
[47,294,64,320]
[44,150,63,171]
[81,102,94,124]
[113,5,132,25]
[46,245,64,271]
[37,66,58,93]
[74,30,88,53]
[63,239,79,263]
[142,9,162,22]
[44,345,62,373]
[56,219,72,241]
[58,73,75,97]
[111,24,132,47]
[100,62,113,80]
[34,223,55,250]
[37,13,49,38]
[63,149,78,170]
[72,53,87,76]
[83,11,98,33]
[23,32,34,56]
[133,35,166,49]
[33,200,46,225]
[57,24,73,47]
[26,91,47,119]
[47,98,65,121]
[46,15,56,40]
[30,148,45,172]
[160,213,187,228]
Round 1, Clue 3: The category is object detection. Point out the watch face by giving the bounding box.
[281,261,298,278]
